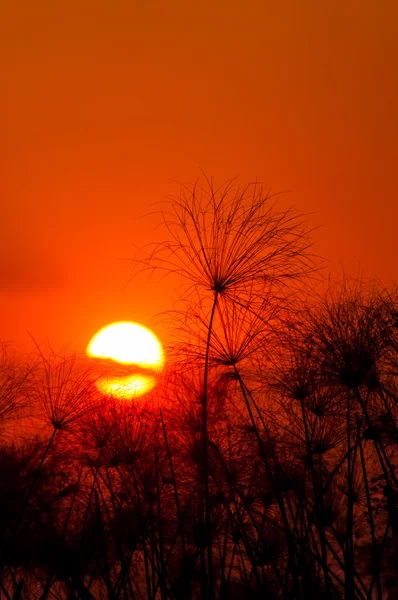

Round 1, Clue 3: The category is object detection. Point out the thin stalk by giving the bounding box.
[0,580,11,600]
[357,418,383,600]
[18,428,58,530]
[128,464,152,599]
[39,576,56,600]
[345,391,355,599]
[116,464,157,597]
[367,519,391,599]
[2,429,60,584]
[219,509,231,597]
[225,542,237,590]
[323,534,368,599]
[377,388,397,436]
[202,289,219,599]
[354,388,397,487]
[80,467,98,550]
[93,489,113,597]
[233,365,301,598]
[111,549,136,600]
[154,443,167,599]
[62,463,84,537]
[160,409,187,554]
[299,400,331,593]
[102,469,135,600]
[152,482,200,599]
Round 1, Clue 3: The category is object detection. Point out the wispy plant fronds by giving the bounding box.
[136,177,317,304]
[168,294,277,374]
[32,351,99,431]
[297,281,397,391]
[0,347,32,438]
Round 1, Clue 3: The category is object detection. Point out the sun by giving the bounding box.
[87,321,164,399]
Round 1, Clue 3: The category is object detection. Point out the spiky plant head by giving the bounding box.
[136,176,317,307]
[293,280,397,392]
[32,350,100,432]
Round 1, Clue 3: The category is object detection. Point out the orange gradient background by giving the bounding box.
[1,1,397,354]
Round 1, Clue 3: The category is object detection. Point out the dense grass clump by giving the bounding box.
[0,178,397,599]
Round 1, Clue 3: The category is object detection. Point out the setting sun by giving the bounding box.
[87,321,164,399]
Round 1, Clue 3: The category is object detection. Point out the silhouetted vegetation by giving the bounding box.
[0,179,397,598]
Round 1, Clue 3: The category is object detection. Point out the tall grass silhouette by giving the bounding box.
[0,179,396,599]
[136,177,316,598]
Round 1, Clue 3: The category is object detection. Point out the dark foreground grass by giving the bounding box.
[0,292,397,600]
[0,178,397,599]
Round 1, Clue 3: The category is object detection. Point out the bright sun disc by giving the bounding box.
[88,321,164,367]
[87,321,164,399]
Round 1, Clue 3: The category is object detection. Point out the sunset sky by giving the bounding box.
[1,0,397,355]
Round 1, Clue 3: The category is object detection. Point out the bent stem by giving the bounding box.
[202,289,219,599]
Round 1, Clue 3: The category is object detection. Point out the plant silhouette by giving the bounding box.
[0,180,396,599]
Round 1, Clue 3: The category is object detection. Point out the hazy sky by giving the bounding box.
[1,0,397,354]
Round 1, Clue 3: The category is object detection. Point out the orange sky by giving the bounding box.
[1,0,397,355]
